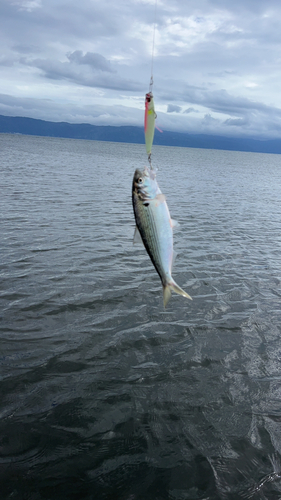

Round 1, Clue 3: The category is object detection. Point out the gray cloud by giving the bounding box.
[184,107,199,114]
[0,92,144,126]
[167,104,182,113]
[224,117,249,127]
[2,90,281,139]
[21,53,141,91]
[1,0,281,139]
[67,51,115,73]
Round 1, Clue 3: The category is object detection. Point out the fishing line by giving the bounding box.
[149,0,158,92]
[145,0,158,170]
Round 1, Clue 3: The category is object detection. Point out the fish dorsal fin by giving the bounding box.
[133,226,143,246]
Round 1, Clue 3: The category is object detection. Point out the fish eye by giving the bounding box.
[138,177,143,184]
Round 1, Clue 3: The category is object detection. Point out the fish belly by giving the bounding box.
[133,193,173,284]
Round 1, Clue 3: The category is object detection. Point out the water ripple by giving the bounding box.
[1,135,281,498]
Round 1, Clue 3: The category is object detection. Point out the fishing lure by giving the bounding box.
[144,90,157,164]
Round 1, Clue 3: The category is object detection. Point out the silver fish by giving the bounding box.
[132,166,192,307]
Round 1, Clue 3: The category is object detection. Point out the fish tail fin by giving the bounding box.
[163,279,192,308]
[163,284,172,308]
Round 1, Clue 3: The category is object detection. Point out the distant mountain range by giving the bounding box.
[1,114,281,154]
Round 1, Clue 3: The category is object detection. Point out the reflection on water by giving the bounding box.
[1,134,281,499]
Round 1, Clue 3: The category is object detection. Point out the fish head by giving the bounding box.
[132,167,160,201]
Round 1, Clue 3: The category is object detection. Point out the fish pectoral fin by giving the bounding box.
[170,218,179,231]
[133,226,143,246]
[156,193,166,202]
[154,193,166,207]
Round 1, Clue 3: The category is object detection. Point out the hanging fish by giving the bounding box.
[132,166,192,307]
[144,91,157,159]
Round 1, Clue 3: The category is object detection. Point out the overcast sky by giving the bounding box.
[1,0,281,138]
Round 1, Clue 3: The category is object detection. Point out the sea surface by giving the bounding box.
[1,133,281,500]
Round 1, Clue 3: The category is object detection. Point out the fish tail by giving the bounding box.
[163,285,172,308]
[163,279,192,308]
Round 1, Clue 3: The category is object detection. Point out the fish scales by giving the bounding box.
[132,166,192,307]
[134,187,171,278]
[134,197,160,271]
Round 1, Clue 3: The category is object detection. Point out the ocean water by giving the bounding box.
[1,133,281,500]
